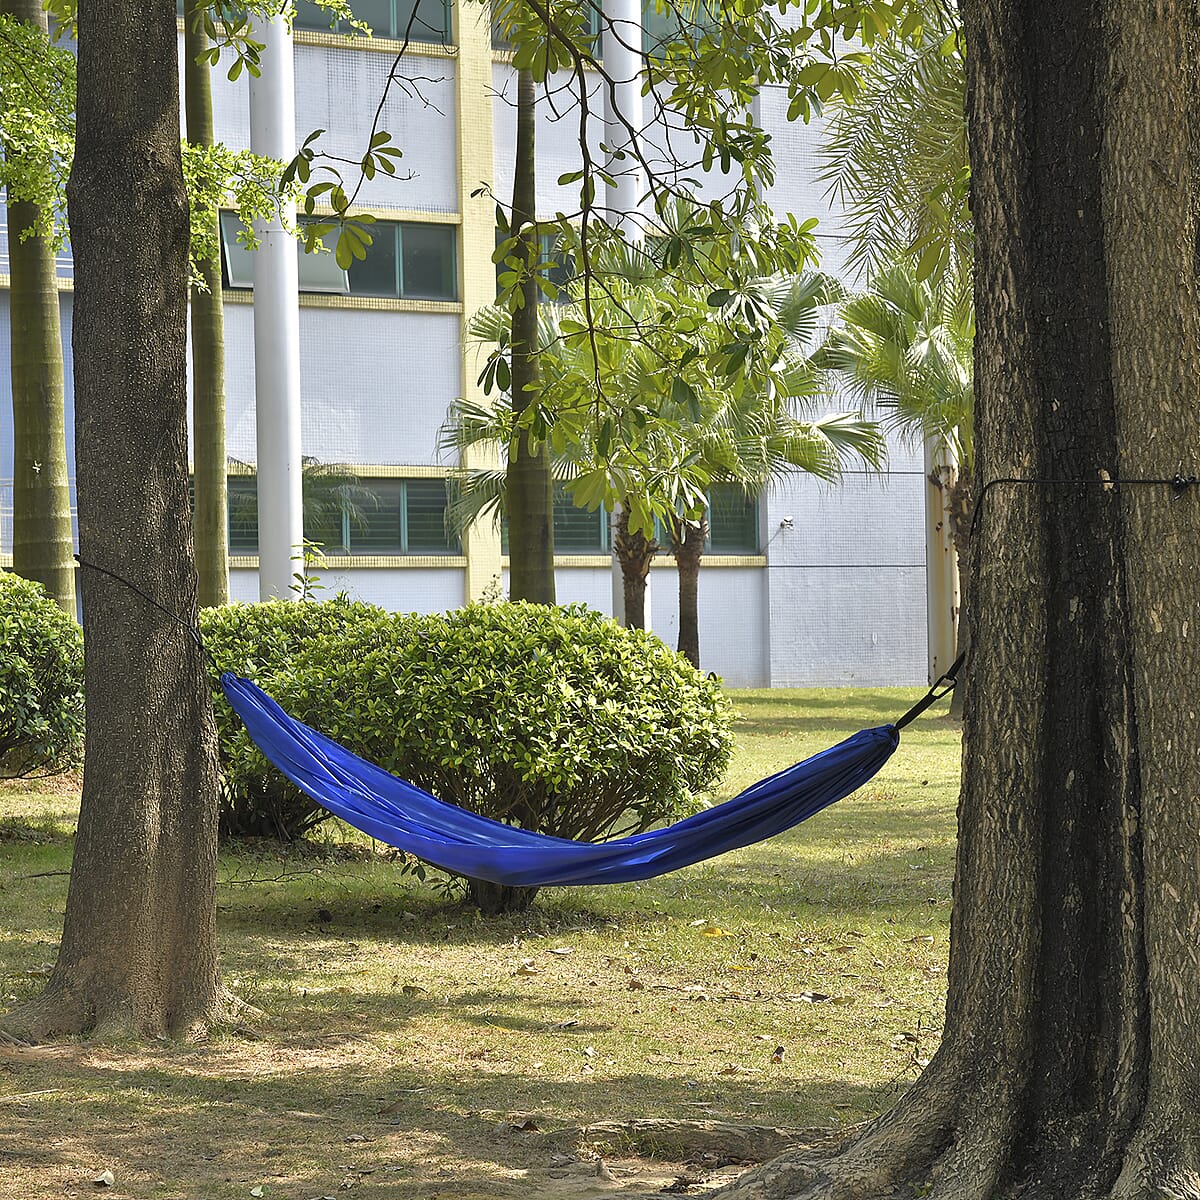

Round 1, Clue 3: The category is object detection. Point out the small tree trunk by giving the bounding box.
[505,67,554,606]
[3,0,75,615]
[4,0,227,1040]
[614,505,656,629]
[672,515,706,668]
[184,0,229,608]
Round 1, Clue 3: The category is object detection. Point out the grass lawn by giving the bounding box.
[0,688,960,1200]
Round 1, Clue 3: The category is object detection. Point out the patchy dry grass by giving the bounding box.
[0,688,959,1200]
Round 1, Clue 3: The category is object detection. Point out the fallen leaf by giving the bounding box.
[515,964,540,977]
[94,1171,115,1188]
[771,1046,785,1063]
[627,978,645,991]
[688,919,710,927]
[400,985,426,997]
[550,1019,579,1029]
[250,1189,264,1198]
[702,927,734,938]
[345,1133,369,1143]
[546,947,574,956]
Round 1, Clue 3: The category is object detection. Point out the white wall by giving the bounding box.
[220,305,461,466]
[229,565,465,613]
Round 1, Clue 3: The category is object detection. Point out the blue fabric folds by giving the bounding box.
[221,673,901,888]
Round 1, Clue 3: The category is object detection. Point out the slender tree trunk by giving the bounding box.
[2,0,75,615]
[4,0,227,1040]
[614,505,656,629]
[184,0,228,608]
[712,2,1200,1197]
[505,67,554,605]
[672,515,706,668]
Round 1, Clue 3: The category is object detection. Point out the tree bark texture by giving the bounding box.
[505,67,555,605]
[184,0,229,608]
[671,516,706,668]
[2,0,75,615]
[614,505,656,629]
[711,2,1200,1197]
[6,0,226,1039]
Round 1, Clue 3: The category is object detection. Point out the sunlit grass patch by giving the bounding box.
[0,686,958,1199]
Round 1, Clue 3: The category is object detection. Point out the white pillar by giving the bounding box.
[249,9,304,601]
[925,437,960,681]
[603,0,648,623]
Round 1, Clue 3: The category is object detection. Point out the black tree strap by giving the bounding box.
[74,554,206,651]
[894,649,966,732]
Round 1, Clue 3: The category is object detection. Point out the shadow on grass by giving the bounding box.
[0,1051,909,1199]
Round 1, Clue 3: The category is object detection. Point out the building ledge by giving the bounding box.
[229,555,466,570]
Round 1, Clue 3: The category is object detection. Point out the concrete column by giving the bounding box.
[925,437,960,680]
[456,0,504,602]
[249,7,304,601]
[603,0,647,623]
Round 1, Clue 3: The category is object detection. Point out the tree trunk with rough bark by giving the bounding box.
[3,0,227,1040]
[614,505,656,629]
[3,0,75,615]
[946,464,973,719]
[505,66,554,606]
[711,2,1200,1197]
[671,515,706,668]
[184,0,228,608]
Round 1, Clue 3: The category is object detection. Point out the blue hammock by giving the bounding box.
[220,672,926,888]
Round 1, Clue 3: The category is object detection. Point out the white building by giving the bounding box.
[0,1,932,686]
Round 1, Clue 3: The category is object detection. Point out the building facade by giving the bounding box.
[0,2,931,686]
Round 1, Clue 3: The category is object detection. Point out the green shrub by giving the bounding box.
[0,572,84,777]
[268,602,735,910]
[200,597,390,838]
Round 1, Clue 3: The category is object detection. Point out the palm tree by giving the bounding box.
[816,261,974,702]
[818,0,968,286]
[444,246,884,667]
[2,0,75,614]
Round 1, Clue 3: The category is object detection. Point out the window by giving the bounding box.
[220,213,458,302]
[293,0,453,44]
[492,2,599,50]
[706,484,759,553]
[642,1,720,56]
[502,483,610,555]
[228,477,259,554]
[494,229,576,300]
[225,476,457,556]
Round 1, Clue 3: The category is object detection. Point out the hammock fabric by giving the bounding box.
[221,672,904,888]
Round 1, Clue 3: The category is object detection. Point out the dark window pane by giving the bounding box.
[348,222,400,296]
[398,0,450,43]
[553,483,605,552]
[642,0,719,56]
[350,0,393,34]
[401,223,457,300]
[350,481,403,554]
[228,478,259,553]
[707,484,759,552]
[302,487,347,552]
[294,0,339,29]
[405,480,456,551]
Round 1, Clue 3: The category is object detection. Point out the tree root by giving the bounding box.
[572,1118,843,1165]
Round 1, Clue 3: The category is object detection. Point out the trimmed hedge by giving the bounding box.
[200,597,390,838]
[0,572,84,777]
[204,600,734,908]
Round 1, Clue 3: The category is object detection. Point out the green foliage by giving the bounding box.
[0,572,83,778]
[819,0,969,283]
[199,597,390,839]
[204,600,734,856]
[815,260,973,470]
[445,206,884,538]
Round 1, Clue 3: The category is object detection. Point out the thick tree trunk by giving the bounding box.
[3,0,75,615]
[945,464,973,719]
[184,0,229,608]
[4,0,227,1039]
[672,516,706,668]
[505,67,555,606]
[711,2,1200,1197]
[614,505,656,629]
